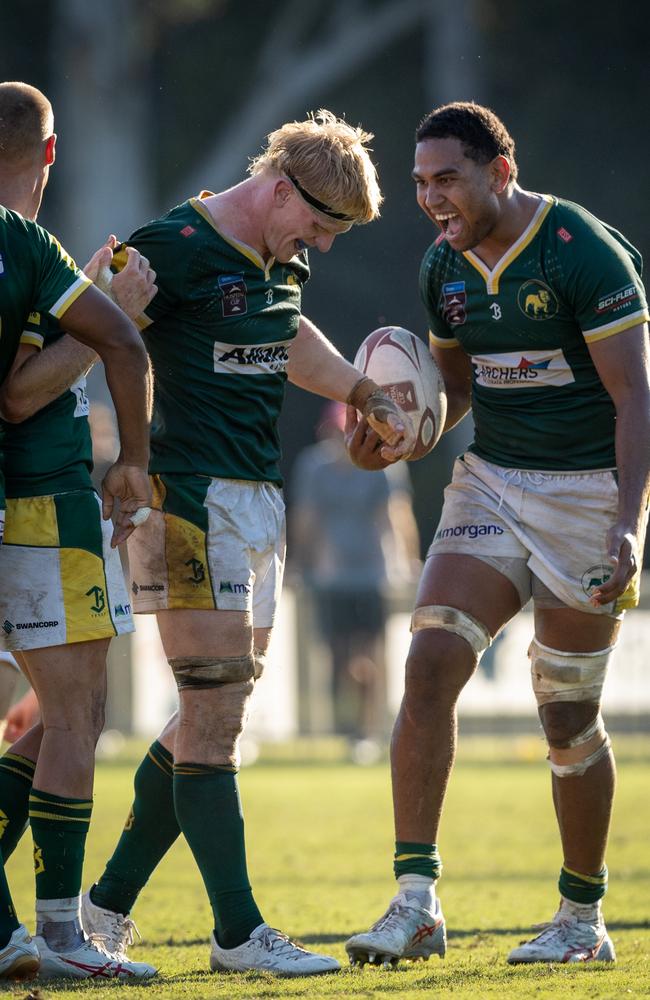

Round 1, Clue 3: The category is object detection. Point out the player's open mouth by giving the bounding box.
[435,212,462,240]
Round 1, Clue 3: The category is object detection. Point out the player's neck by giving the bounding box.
[0,170,42,221]
[201,180,269,261]
[470,186,541,270]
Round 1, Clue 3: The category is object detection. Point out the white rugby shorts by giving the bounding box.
[428,452,638,616]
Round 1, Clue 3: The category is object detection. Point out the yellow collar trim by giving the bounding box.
[190,193,275,277]
[463,195,554,295]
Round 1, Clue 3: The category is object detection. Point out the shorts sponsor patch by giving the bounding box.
[219,580,251,595]
[472,348,575,388]
[3,619,59,633]
[132,581,165,595]
[581,564,613,598]
[435,523,504,541]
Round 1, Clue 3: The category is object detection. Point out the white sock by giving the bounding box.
[397,875,436,909]
[559,895,602,923]
[36,895,83,951]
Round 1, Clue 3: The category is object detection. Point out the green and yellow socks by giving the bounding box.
[90,740,180,916]
[173,762,263,949]
[0,751,35,860]
[29,788,93,950]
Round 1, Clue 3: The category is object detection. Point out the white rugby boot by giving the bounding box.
[345,893,446,967]
[210,923,340,976]
[0,924,40,980]
[34,933,157,980]
[508,908,615,964]
[81,889,140,960]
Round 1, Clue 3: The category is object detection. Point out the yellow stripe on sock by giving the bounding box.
[28,810,91,823]
[563,865,607,885]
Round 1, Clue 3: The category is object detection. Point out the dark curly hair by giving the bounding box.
[415,102,518,182]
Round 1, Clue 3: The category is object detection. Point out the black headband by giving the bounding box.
[287,174,354,222]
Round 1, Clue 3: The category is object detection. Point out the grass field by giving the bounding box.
[2,735,650,999]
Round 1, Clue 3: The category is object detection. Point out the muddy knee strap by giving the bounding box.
[169,654,255,689]
[253,648,268,680]
[548,715,611,777]
[529,639,614,705]
[410,605,492,655]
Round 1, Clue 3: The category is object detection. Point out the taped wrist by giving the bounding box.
[347,375,375,410]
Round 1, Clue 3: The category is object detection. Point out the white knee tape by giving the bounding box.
[411,605,492,656]
[529,638,614,706]
[548,714,611,777]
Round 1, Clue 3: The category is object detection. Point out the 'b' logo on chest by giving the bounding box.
[218,274,248,317]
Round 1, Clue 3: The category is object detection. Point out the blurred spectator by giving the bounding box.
[291,401,419,761]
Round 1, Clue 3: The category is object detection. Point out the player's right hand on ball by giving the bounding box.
[345,406,393,470]
[363,392,416,461]
[102,462,153,547]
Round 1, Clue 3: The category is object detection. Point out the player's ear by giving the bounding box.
[274,177,293,208]
[491,155,510,194]
[45,134,57,166]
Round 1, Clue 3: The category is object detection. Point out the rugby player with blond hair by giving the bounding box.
[81,110,415,976]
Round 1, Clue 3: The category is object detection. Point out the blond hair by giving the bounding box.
[0,82,53,167]
[250,109,382,225]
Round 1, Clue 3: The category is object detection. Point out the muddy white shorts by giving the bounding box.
[0,490,133,651]
[128,474,286,628]
[428,452,638,616]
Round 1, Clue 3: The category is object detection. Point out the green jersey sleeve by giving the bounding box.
[554,203,649,344]
[26,219,91,320]
[419,241,461,349]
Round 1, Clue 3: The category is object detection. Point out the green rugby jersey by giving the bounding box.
[2,311,93,498]
[121,193,309,485]
[0,208,91,503]
[420,195,649,470]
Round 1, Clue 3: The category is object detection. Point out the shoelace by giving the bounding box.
[373,899,421,932]
[257,927,308,960]
[90,916,140,958]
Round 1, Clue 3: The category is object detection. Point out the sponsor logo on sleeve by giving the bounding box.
[557,227,573,243]
[180,225,196,237]
[440,281,467,326]
[218,274,248,317]
[517,280,559,320]
[595,283,638,315]
[471,349,575,388]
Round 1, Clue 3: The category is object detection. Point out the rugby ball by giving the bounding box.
[353,326,447,460]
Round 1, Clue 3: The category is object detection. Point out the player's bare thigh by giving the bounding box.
[416,552,522,634]
[156,607,253,658]
[408,552,523,692]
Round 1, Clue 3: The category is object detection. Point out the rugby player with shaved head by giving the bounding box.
[345,102,649,968]
[0,80,156,980]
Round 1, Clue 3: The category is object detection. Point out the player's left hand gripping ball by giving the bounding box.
[363,392,416,461]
